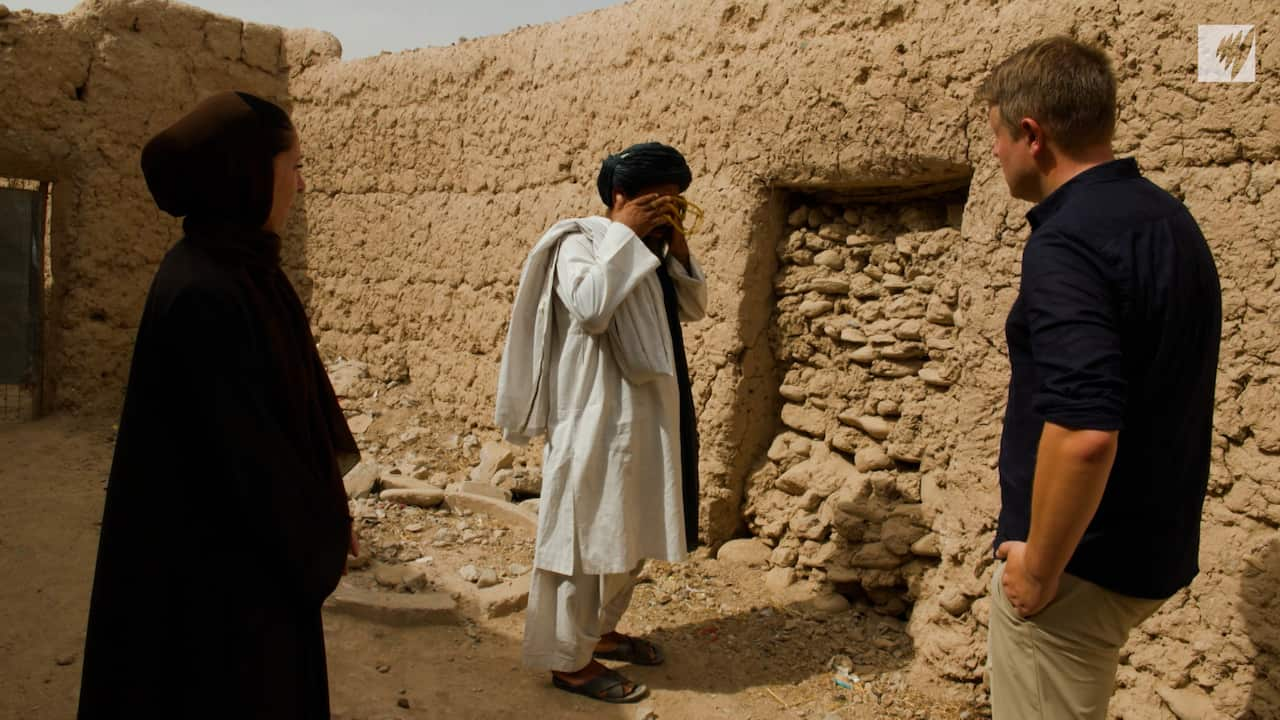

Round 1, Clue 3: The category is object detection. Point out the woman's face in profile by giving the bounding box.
[264,133,305,234]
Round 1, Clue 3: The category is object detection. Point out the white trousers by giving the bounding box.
[522,564,643,672]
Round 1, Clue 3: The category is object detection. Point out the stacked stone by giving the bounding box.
[743,196,964,616]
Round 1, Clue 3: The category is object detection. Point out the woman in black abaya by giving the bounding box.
[78,92,358,719]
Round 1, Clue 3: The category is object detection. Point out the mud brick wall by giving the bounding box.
[6,1,1278,715]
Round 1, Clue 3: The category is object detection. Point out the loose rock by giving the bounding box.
[765,566,796,594]
[380,471,437,493]
[716,538,772,567]
[327,359,370,398]
[374,564,428,592]
[347,413,373,434]
[496,467,542,497]
[343,461,381,499]
[469,441,514,483]
[811,591,851,614]
[448,481,513,503]
[380,487,445,509]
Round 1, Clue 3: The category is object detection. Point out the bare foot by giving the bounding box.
[594,631,626,654]
[593,632,664,665]
[551,660,609,688]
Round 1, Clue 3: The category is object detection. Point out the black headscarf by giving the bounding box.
[141,91,297,267]
[142,91,291,228]
[596,141,693,207]
[80,92,356,718]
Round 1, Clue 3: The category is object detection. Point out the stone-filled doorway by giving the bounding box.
[742,181,969,618]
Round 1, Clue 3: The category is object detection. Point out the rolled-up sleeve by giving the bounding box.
[1021,231,1126,430]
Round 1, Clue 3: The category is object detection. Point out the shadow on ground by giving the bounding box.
[1242,536,1280,720]
[631,602,912,696]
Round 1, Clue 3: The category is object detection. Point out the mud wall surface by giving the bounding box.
[0,0,338,412]
[6,0,1278,715]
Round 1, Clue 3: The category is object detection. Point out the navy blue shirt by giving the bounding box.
[996,158,1222,600]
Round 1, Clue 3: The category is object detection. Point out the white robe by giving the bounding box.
[496,216,707,575]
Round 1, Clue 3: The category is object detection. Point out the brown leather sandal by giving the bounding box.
[594,635,665,666]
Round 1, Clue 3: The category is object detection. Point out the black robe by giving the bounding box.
[78,220,357,719]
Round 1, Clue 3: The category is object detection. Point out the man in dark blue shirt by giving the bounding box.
[979,37,1222,720]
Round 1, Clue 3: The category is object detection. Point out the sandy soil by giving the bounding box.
[0,414,979,720]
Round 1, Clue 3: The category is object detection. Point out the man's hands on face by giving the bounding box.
[666,219,689,264]
[612,192,679,240]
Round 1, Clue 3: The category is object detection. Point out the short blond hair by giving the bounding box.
[978,36,1116,154]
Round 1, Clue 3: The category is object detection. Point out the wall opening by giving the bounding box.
[0,176,52,423]
[741,178,970,618]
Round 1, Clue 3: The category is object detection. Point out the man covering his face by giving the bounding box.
[495,142,707,703]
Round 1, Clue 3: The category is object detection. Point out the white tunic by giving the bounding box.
[497,216,707,576]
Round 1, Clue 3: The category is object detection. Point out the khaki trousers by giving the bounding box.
[522,564,643,672]
[988,563,1166,720]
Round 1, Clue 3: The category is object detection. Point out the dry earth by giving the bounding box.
[0,414,980,720]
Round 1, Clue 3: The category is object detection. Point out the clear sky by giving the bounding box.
[13,1,624,59]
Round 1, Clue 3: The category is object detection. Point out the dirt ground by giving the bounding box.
[0,414,980,719]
